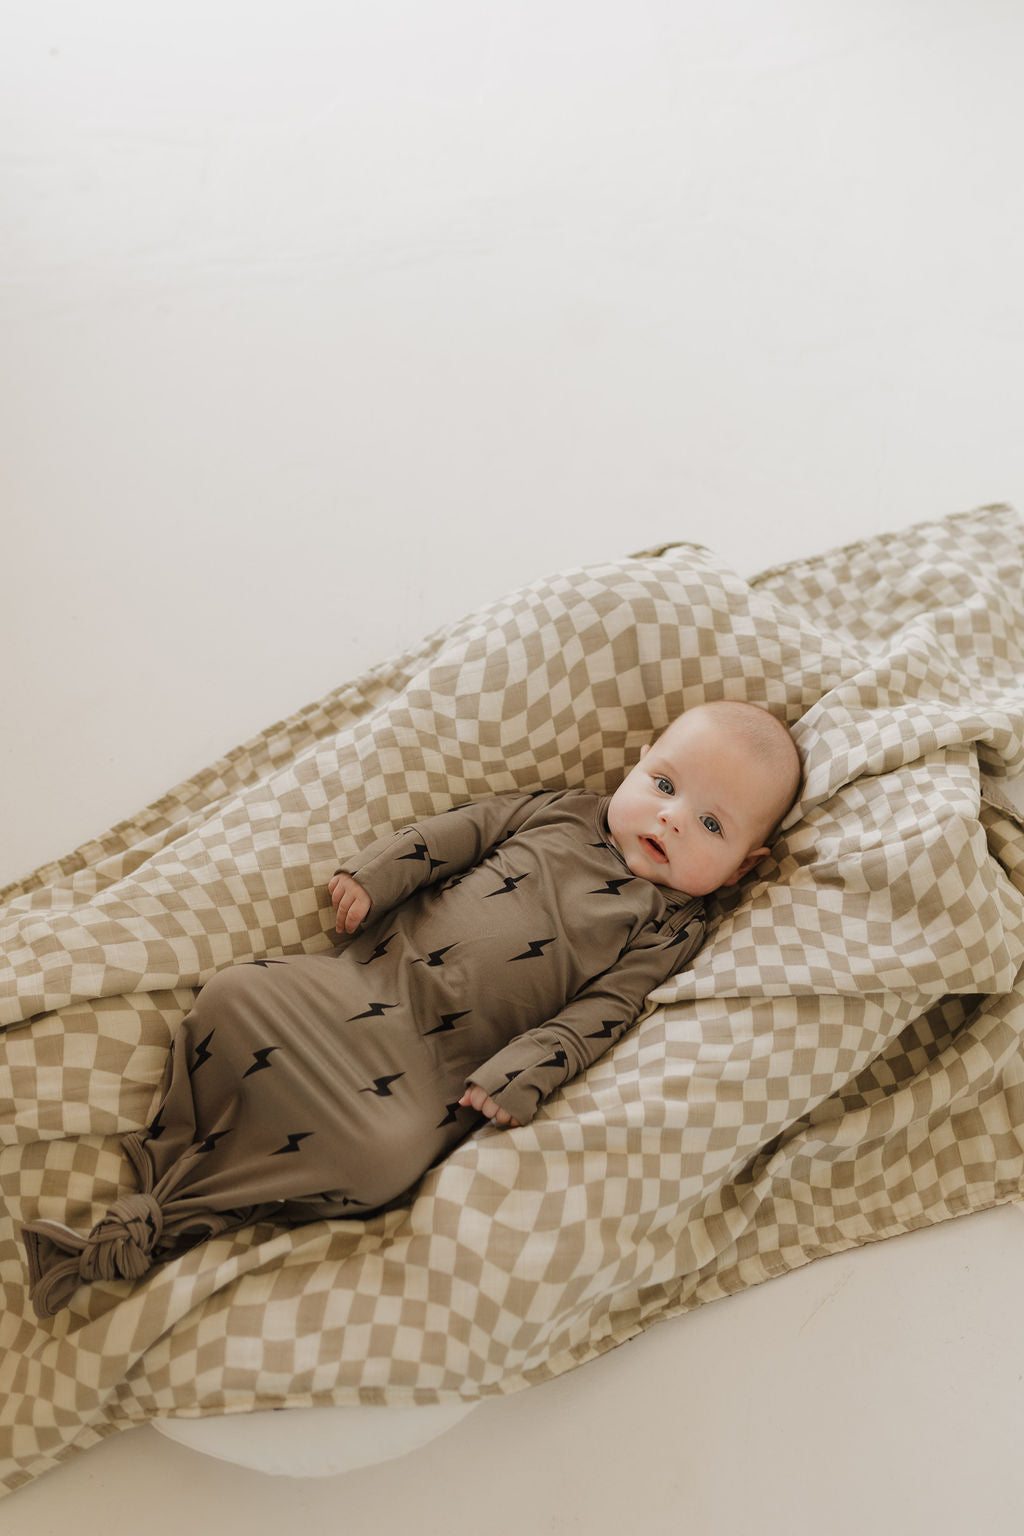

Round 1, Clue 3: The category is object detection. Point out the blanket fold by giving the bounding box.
[2,503,1023,1499]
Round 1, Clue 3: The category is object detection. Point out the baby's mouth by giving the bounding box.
[640,835,668,864]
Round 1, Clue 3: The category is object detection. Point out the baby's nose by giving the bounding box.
[658,808,679,833]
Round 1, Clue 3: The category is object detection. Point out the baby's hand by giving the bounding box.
[328,871,372,934]
[459,1084,520,1128]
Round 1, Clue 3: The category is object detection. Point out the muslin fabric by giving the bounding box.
[1,504,1022,1497]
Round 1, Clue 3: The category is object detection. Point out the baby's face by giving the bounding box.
[606,711,777,896]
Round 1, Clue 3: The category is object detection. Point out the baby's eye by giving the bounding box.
[701,815,723,836]
[654,776,674,796]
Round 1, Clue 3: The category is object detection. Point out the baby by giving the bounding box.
[332,697,799,1128]
[24,700,800,1318]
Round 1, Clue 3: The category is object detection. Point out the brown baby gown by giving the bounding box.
[23,790,705,1317]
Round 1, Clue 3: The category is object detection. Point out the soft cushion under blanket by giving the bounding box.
[2,505,1023,1496]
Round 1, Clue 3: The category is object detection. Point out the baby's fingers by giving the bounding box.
[459,1087,519,1127]
[336,894,370,933]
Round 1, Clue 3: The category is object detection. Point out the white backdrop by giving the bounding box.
[4,0,1022,886]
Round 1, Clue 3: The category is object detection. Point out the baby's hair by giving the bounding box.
[670,700,802,840]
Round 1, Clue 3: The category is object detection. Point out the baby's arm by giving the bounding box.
[332,791,561,930]
[465,910,705,1126]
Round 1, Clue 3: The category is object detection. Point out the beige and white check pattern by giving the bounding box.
[2,505,1023,1496]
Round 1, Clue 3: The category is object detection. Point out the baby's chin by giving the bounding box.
[626,850,699,896]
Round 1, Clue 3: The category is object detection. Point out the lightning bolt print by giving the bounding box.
[347,1002,399,1020]
[359,1074,405,1097]
[423,1010,471,1034]
[398,839,429,863]
[358,934,396,965]
[508,937,557,962]
[190,1030,215,1072]
[243,1046,280,1077]
[588,878,633,896]
[483,873,530,898]
[413,944,457,968]
[197,1129,232,1154]
[585,1020,622,1041]
[397,840,445,874]
[271,1131,313,1155]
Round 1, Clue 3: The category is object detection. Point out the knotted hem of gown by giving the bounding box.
[21,1133,280,1321]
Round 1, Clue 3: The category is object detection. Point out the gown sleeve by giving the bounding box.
[466,905,706,1125]
[339,791,562,922]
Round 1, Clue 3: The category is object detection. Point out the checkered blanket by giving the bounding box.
[2,505,1023,1497]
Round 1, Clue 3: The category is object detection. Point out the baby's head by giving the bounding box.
[607,701,801,897]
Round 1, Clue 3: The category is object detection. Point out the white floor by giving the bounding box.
[4,2,1024,1531]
